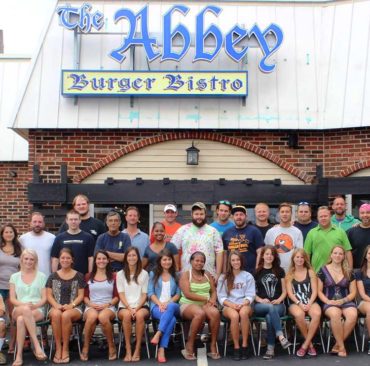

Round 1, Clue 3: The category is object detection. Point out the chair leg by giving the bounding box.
[249,323,256,356]
[257,323,262,356]
[353,326,359,352]
[180,322,186,350]
[318,322,325,354]
[283,322,291,355]
[145,323,150,359]
[293,322,297,354]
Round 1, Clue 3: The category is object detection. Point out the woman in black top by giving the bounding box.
[254,245,291,360]
[286,248,321,357]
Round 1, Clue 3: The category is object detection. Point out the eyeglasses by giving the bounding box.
[298,201,310,206]
[219,200,231,205]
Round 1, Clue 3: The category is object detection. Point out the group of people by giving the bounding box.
[0,194,369,364]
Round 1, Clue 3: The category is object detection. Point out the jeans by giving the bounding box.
[151,302,180,348]
[253,302,286,347]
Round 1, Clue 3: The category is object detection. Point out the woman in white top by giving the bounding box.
[117,246,149,362]
[9,249,47,366]
[217,250,255,361]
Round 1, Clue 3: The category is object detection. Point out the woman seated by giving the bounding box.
[355,244,370,354]
[217,250,255,361]
[254,245,291,360]
[46,248,85,364]
[9,249,47,366]
[117,246,149,362]
[143,222,179,272]
[179,251,220,360]
[148,249,181,363]
[317,245,357,357]
[286,248,321,357]
[80,250,119,361]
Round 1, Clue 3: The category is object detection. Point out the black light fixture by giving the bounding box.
[288,132,299,149]
[186,142,200,165]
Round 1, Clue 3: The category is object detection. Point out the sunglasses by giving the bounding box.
[219,200,231,205]
[298,201,310,206]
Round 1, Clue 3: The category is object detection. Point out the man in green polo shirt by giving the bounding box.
[304,206,353,272]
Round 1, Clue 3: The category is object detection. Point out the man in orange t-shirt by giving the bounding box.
[150,204,182,243]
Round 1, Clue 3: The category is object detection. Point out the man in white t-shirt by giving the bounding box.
[19,212,55,276]
[265,203,303,272]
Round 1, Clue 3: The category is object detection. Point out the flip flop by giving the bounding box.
[181,349,196,360]
[207,352,221,360]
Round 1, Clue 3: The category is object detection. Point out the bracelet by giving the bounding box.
[72,302,76,308]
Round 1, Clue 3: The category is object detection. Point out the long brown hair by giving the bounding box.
[286,248,313,282]
[152,249,177,287]
[89,250,114,283]
[256,245,281,277]
[327,245,351,280]
[122,246,142,284]
[359,244,370,277]
[0,223,22,257]
[223,250,244,295]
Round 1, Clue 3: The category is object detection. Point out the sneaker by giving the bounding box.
[279,337,292,349]
[368,341,370,355]
[241,347,248,360]
[232,348,240,361]
[0,351,6,365]
[296,347,307,357]
[308,346,317,357]
[263,349,274,360]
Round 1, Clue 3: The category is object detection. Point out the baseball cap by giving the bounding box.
[191,202,206,211]
[164,204,177,213]
[231,205,247,215]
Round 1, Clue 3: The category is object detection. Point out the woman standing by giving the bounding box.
[143,222,179,272]
[317,245,357,357]
[254,245,291,360]
[217,250,255,360]
[117,246,149,362]
[286,248,321,357]
[179,251,220,361]
[356,245,370,354]
[148,249,181,363]
[81,250,119,361]
[9,249,47,366]
[46,248,85,364]
[0,224,22,354]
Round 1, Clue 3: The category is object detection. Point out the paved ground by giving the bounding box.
[4,339,369,366]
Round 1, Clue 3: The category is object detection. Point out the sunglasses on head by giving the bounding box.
[219,200,232,206]
[298,201,310,206]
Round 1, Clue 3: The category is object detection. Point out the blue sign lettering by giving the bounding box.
[57,3,284,73]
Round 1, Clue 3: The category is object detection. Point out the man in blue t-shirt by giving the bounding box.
[211,200,234,236]
[223,205,265,274]
[95,211,131,271]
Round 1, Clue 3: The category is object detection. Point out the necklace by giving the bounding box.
[191,270,204,281]
[2,246,14,255]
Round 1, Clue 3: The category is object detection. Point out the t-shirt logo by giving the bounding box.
[274,233,293,253]
[228,235,249,252]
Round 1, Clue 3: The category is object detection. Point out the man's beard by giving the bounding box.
[32,227,43,234]
[192,218,207,228]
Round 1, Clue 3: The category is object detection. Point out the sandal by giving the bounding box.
[60,357,70,364]
[307,346,317,357]
[337,349,347,358]
[52,357,62,364]
[80,351,89,361]
[207,352,221,360]
[34,351,48,361]
[108,350,117,361]
[181,349,196,360]
[296,347,307,357]
[131,355,140,362]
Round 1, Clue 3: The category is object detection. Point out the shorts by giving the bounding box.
[0,290,9,301]
[84,306,117,320]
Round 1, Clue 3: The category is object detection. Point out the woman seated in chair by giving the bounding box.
[148,249,181,363]
[9,249,48,366]
[317,245,357,357]
[179,251,220,361]
[46,248,85,364]
[254,245,292,360]
[355,244,370,354]
[80,250,119,361]
[217,250,255,361]
[117,246,149,362]
[286,248,321,357]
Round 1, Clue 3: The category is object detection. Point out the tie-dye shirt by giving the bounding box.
[172,223,223,276]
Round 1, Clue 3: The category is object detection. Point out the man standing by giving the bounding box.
[347,203,370,269]
[223,205,264,274]
[265,203,304,272]
[95,211,131,271]
[172,202,223,280]
[123,206,149,258]
[150,204,182,243]
[254,202,273,239]
[294,202,318,241]
[331,195,360,231]
[59,194,106,242]
[51,210,95,274]
[304,206,352,272]
[211,200,234,236]
[19,212,55,277]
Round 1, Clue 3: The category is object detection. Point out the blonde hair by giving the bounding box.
[327,245,351,280]
[20,249,38,271]
[286,248,313,282]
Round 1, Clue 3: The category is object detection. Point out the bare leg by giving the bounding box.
[132,308,149,361]
[358,302,370,337]
[223,307,240,349]
[204,305,220,355]
[342,307,358,341]
[325,307,345,351]
[239,306,252,347]
[49,309,63,362]
[81,309,98,359]
[61,309,82,361]
[98,309,116,359]
[182,305,206,356]
[119,309,133,362]
[304,304,321,349]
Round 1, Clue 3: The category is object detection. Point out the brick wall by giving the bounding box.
[0,162,30,233]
